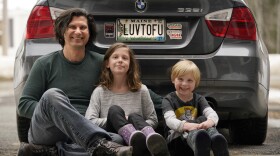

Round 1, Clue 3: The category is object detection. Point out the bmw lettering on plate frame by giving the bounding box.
[116,18,165,42]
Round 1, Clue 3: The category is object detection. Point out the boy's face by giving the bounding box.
[172,72,196,99]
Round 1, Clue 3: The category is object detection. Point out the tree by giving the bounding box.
[244,0,278,54]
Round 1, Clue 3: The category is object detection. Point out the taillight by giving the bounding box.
[26,6,55,39]
[226,7,256,40]
[205,7,257,41]
[205,8,232,38]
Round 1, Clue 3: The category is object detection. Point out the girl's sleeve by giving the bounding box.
[141,85,158,129]
[85,87,107,128]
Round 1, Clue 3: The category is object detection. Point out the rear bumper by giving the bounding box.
[198,81,268,120]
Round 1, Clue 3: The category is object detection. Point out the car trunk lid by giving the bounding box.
[48,0,240,55]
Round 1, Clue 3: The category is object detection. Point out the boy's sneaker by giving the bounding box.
[207,127,229,156]
[91,139,133,156]
[187,129,211,156]
[211,133,229,156]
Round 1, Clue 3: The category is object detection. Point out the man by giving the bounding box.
[18,8,132,156]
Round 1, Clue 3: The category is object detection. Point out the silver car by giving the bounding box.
[14,0,270,145]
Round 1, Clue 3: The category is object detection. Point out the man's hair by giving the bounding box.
[171,59,201,88]
[99,42,142,92]
[54,8,96,47]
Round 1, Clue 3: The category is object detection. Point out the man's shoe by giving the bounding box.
[92,139,133,156]
[17,142,58,156]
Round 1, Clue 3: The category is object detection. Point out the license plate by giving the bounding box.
[116,18,165,42]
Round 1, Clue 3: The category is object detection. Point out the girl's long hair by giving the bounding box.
[99,42,142,92]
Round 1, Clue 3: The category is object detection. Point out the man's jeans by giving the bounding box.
[28,88,112,150]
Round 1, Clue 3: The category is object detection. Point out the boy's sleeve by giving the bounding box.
[162,97,186,132]
[198,96,219,126]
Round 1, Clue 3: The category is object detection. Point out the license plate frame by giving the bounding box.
[116,18,166,42]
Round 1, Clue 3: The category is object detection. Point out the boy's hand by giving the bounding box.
[198,119,215,129]
[183,122,200,132]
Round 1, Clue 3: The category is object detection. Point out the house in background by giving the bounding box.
[0,8,31,56]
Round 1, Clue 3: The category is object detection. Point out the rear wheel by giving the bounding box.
[229,113,268,145]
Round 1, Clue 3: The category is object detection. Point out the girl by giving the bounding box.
[85,42,169,156]
[162,59,229,156]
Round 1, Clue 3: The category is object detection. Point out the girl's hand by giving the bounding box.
[183,122,200,132]
[198,119,215,129]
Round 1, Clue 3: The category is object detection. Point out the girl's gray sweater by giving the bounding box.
[85,84,158,129]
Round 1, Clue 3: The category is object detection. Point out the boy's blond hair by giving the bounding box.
[171,59,201,88]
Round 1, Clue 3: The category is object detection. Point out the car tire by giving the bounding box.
[229,113,268,145]
[16,114,31,143]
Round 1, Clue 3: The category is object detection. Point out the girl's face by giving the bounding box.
[106,47,130,76]
[172,72,196,99]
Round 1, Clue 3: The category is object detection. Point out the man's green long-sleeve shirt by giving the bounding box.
[18,50,103,119]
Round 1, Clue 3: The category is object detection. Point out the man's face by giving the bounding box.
[64,16,89,49]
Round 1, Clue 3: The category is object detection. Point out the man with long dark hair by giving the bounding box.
[18,8,132,156]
